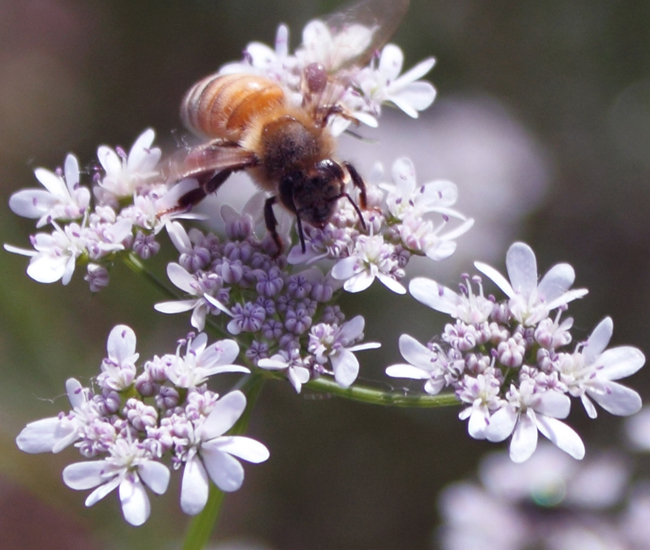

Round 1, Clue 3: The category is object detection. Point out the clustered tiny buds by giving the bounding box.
[16,325,269,526]
[387,242,646,463]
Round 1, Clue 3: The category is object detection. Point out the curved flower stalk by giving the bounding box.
[386,242,645,463]
[15,325,266,525]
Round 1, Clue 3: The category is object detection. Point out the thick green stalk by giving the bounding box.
[304,376,460,407]
[181,375,264,550]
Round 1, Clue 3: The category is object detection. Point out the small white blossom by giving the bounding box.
[63,439,170,526]
[409,276,494,325]
[95,128,162,203]
[357,44,436,118]
[97,325,140,391]
[180,391,269,515]
[475,242,588,326]
[558,317,644,419]
[258,349,311,393]
[16,378,95,454]
[166,334,249,389]
[486,379,585,463]
[154,262,229,331]
[9,154,90,227]
[308,315,380,388]
[331,235,406,294]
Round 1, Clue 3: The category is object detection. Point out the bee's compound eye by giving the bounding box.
[304,63,328,95]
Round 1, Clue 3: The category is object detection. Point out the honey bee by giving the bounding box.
[169,0,410,252]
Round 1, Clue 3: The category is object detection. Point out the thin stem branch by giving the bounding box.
[304,376,460,407]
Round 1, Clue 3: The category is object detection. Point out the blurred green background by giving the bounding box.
[2,0,650,548]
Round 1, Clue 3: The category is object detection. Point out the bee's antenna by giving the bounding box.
[295,215,307,253]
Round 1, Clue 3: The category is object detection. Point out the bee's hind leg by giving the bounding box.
[177,169,233,209]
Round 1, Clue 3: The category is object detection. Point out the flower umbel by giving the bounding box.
[386,242,645,462]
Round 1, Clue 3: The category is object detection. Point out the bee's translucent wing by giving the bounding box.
[167,143,257,181]
[324,0,410,70]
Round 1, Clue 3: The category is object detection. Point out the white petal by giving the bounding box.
[486,407,517,442]
[409,278,458,316]
[181,454,210,515]
[546,287,589,310]
[599,346,645,379]
[340,315,365,341]
[509,410,538,463]
[63,461,109,490]
[385,363,431,380]
[505,242,538,296]
[588,382,642,416]
[16,417,75,453]
[474,261,514,297]
[65,378,85,409]
[34,168,66,196]
[61,253,77,286]
[166,221,191,251]
[379,44,404,80]
[467,407,490,440]
[390,81,436,112]
[27,253,67,283]
[534,390,571,419]
[119,476,150,526]
[106,325,137,363]
[537,263,574,302]
[391,157,417,194]
[331,256,359,280]
[211,436,270,463]
[201,446,244,492]
[536,415,585,460]
[584,317,613,364]
[398,333,437,370]
[85,476,121,507]
[138,461,170,495]
[154,299,199,314]
[64,154,80,191]
[201,391,246,440]
[200,339,240,368]
[8,189,57,218]
[97,145,122,175]
[331,349,359,388]
[344,271,375,292]
[166,262,196,293]
[377,273,407,294]
[393,57,436,86]
[581,393,598,419]
[387,94,419,118]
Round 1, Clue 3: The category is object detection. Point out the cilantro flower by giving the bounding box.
[63,439,170,526]
[475,242,588,326]
[180,391,269,515]
[9,153,90,227]
[558,317,644,418]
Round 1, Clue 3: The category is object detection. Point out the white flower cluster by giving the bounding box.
[439,444,650,550]
[16,325,268,526]
[387,242,645,463]
[219,22,437,135]
[4,129,193,290]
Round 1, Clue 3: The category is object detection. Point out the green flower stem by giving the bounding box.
[182,375,265,550]
[304,376,460,407]
[123,252,180,300]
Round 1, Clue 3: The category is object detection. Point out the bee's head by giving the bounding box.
[280,159,345,228]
